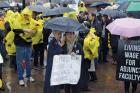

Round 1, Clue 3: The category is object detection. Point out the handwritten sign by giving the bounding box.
[51,55,82,86]
[116,40,140,82]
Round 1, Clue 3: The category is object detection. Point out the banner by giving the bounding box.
[51,55,82,86]
[116,40,140,82]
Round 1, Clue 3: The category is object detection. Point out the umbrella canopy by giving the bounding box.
[0,1,10,8]
[106,18,140,37]
[99,9,127,18]
[51,0,76,4]
[127,2,140,12]
[35,1,43,5]
[43,7,75,16]
[28,5,48,12]
[116,0,128,5]
[117,0,140,11]
[44,17,87,32]
[127,11,140,19]
[90,1,111,7]
[117,1,130,11]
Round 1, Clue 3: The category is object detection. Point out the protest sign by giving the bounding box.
[51,55,82,86]
[116,40,140,82]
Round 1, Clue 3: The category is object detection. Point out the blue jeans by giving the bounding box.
[16,46,32,80]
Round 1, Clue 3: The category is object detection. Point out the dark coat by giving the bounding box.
[44,38,65,93]
[63,42,84,93]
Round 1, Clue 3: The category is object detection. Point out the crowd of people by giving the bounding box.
[0,1,139,93]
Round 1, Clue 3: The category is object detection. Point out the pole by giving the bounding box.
[22,0,25,9]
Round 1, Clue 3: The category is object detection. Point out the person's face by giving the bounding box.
[53,31,62,41]
[66,32,74,43]
[23,14,30,20]
[89,14,95,21]
[80,3,84,7]
[0,15,4,21]
[102,15,108,23]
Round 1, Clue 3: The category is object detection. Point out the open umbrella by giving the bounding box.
[0,1,10,8]
[116,0,128,5]
[44,17,87,32]
[43,7,75,16]
[106,18,140,37]
[28,5,48,12]
[90,1,111,7]
[117,1,130,11]
[117,0,140,11]
[35,1,43,5]
[51,0,76,4]
[127,1,140,12]
[99,9,127,18]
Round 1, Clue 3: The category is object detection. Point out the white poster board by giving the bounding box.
[0,54,3,64]
[51,55,82,86]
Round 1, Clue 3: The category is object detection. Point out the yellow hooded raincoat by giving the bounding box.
[13,8,37,43]
[83,28,100,60]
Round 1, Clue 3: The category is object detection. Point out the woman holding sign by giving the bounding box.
[44,31,65,93]
[64,32,83,93]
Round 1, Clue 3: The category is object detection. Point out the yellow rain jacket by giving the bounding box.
[0,17,5,30]
[83,28,99,59]
[108,33,111,48]
[32,19,43,45]
[63,12,78,20]
[0,13,5,30]
[5,10,15,27]
[5,31,16,55]
[78,1,88,12]
[5,12,21,55]
[13,8,37,43]
[0,79,2,88]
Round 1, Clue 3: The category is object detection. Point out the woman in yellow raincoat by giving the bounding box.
[12,8,36,86]
[83,28,99,81]
[4,10,18,71]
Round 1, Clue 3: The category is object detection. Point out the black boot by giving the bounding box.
[132,82,137,93]
[132,89,136,93]
[132,91,136,93]
[89,72,97,81]
[124,81,130,93]
[125,91,129,93]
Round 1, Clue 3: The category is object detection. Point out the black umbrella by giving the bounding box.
[90,1,111,7]
[127,11,140,19]
[44,17,87,32]
[99,9,127,18]
[51,0,76,4]
[43,7,75,16]
[0,1,10,8]
[28,5,48,12]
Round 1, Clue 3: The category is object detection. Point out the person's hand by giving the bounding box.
[71,52,76,56]
[24,29,35,34]
[60,35,66,47]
